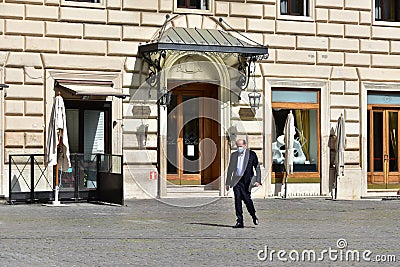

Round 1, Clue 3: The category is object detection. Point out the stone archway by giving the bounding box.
[158,51,232,197]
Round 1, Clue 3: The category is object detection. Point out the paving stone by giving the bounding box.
[0,198,399,266]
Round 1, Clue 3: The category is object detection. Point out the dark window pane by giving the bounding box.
[190,0,200,8]
[66,109,80,153]
[177,0,187,8]
[281,0,308,16]
[373,112,384,172]
[367,110,371,172]
[388,112,398,172]
[167,95,178,174]
[376,0,399,22]
[290,0,301,15]
[182,96,200,174]
[178,0,207,10]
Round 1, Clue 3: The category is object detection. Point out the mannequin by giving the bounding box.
[272,135,307,164]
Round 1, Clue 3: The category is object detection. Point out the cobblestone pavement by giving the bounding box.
[0,197,399,266]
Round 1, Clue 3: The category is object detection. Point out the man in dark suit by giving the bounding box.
[226,139,261,228]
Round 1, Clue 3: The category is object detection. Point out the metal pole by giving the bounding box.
[284,173,288,199]
[54,162,60,204]
[53,129,61,205]
[8,154,11,203]
[156,74,161,199]
[30,155,35,203]
[121,154,124,205]
[74,154,78,201]
[334,172,338,200]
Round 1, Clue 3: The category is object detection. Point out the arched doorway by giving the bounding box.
[166,83,220,189]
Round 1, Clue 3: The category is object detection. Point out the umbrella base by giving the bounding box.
[43,202,70,207]
[279,183,288,198]
[43,186,70,206]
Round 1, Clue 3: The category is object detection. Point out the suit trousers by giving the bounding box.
[233,181,256,224]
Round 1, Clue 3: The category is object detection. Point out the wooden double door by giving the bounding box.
[368,107,400,188]
[166,83,220,186]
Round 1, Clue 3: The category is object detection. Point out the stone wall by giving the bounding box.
[2,0,400,198]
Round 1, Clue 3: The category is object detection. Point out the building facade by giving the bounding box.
[1,0,400,201]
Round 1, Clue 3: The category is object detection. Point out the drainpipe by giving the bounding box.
[0,84,7,198]
[0,52,10,198]
[156,71,161,199]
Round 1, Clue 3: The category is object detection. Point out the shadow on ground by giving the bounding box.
[189,222,255,228]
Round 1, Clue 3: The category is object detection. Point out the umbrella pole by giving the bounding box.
[54,162,60,205]
[53,129,62,205]
[334,170,338,200]
[284,173,288,199]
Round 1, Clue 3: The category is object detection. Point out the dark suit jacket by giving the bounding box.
[226,149,261,191]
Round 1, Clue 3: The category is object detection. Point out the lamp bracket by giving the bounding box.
[237,56,259,91]
[141,50,166,88]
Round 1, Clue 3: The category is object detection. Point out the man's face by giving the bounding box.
[236,140,246,151]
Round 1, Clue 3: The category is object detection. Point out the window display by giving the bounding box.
[272,90,319,173]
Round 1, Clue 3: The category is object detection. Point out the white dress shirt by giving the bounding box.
[236,149,246,176]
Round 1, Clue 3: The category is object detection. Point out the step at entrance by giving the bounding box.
[365,189,400,198]
[166,185,220,198]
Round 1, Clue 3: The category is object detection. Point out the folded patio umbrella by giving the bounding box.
[335,114,346,177]
[283,111,295,198]
[46,94,71,204]
[47,94,71,170]
[333,114,346,199]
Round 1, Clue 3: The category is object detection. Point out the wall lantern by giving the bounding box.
[158,86,172,107]
[248,91,261,110]
[247,63,261,110]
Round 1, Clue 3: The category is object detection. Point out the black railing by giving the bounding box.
[8,153,123,205]
[9,154,51,203]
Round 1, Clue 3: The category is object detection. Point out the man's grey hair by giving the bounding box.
[236,139,247,145]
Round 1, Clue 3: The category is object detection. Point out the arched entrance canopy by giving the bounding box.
[138,27,269,57]
[138,16,269,92]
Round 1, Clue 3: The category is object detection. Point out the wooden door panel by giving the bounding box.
[368,110,385,186]
[370,174,385,184]
[388,173,400,183]
[166,83,220,187]
[201,117,220,187]
[167,175,181,185]
[368,108,400,189]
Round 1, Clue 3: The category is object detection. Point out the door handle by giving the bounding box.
[384,154,389,161]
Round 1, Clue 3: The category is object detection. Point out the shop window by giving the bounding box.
[177,0,209,10]
[375,0,400,22]
[65,101,111,155]
[280,0,310,17]
[272,90,320,175]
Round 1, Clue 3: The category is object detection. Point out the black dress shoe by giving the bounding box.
[233,222,244,228]
[252,216,259,225]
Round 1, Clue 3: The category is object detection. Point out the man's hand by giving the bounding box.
[254,182,260,187]
[226,185,230,191]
